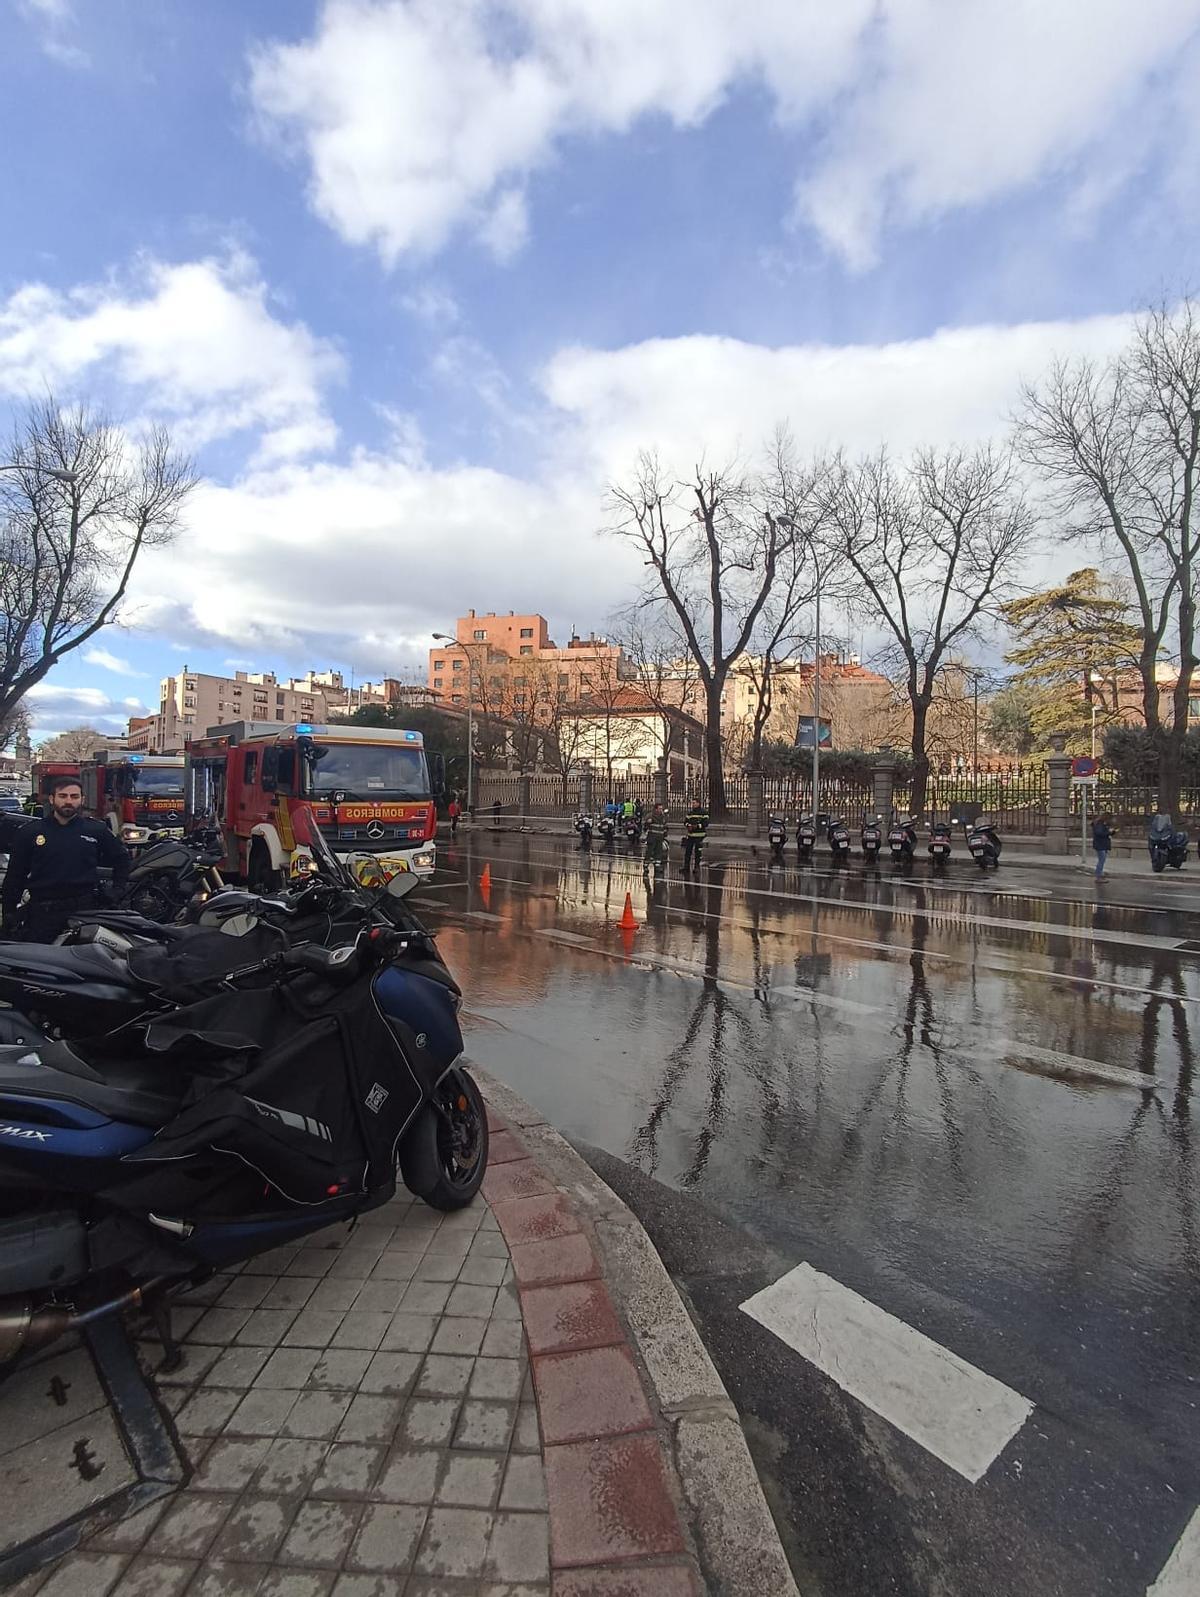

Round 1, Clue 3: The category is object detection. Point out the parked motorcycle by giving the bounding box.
[573,813,594,848]
[861,815,883,860]
[0,825,487,1377]
[967,820,1002,870]
[827,815,852,862]
[928,819,953,867]
[796,813,816,861]
[597,814,616,848]
[623,815,641,846]
[1148,813,1189,872]
[116,829,226,922]
[889,815,918,863]
[767,815,787,862]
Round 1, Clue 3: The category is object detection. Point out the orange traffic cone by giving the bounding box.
[479,862,491,891]
[618,891,639,931]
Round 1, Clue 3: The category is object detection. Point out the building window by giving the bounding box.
[433,677,444,689]
[489,675,502,688]
[452,659,464,671]
[433,659,445,672]
[515,693,527,708]
[276,692,284,705]
[276,709,285,719]
[451,694,464,704]
[473,629,486,641]
[514,677,526,687]
[185,679,197,691]
[558,673,569,685]
[183,714,194,725]
[520,627,534,639]
[520,645,533,656]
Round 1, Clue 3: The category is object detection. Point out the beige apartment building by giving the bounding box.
[428,611,631,718]
[127,668,330,753]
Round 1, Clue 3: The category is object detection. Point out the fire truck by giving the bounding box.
[185,721,441,886]
[25,761,82,815]
[79,752,188,849]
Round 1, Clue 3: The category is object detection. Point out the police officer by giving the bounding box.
[0,775,130,942]
[682,798,710,872]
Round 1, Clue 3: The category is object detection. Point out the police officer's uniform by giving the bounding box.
[0,813,130,942]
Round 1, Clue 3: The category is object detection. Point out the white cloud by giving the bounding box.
[17,0,89,68]
[119,310,1136,680]
[248,0,1200,268]
[0,251,343,460]
[24,683,150,740]
[400,282,461,328]
[82,647,144,677]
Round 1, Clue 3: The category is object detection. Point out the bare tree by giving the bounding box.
[1016,301,1200,816]
[614,611,701,780]
[607,452,795,817]
[821,446,1036,814]
[0,397,196,727]
[33,725,110,762]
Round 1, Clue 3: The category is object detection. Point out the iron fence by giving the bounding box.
[909,769,1050,835]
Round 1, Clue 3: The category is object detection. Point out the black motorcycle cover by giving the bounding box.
[118,973,422,1209]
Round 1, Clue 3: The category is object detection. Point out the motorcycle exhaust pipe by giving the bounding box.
[0,1276,168,1368]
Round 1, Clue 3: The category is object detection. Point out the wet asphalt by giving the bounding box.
[414,827,1200,1597]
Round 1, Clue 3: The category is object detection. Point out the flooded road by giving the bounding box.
[418,830,1200,1597]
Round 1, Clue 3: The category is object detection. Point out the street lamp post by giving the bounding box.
[432,633,476,812]
[0,463,77,484]
[811,581,821,821]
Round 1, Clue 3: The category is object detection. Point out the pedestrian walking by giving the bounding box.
[0,775,130,941]
[492,798,502,828]
[1092,811,1114,878]
[448,794,461,837]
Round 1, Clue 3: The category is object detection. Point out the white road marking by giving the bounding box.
[740,1263,1033,1483]
[978,1040,1159,1090]
[1148,1505,1200,1595]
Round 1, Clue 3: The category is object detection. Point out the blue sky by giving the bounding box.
[3,0,1200,739]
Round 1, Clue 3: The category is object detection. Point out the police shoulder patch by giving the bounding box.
[34,833,45,847]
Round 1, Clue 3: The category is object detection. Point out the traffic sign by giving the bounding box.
[1072,775,1099,786]
[1071,756,1100,777]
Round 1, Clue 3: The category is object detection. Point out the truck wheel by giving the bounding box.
[249,843,283,893]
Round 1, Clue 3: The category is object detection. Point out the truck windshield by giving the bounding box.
[128,766,184,796]
[305,742,429,800]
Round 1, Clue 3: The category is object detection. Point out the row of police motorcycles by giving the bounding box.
[0,817,486,1378]
[766,811,1003,869]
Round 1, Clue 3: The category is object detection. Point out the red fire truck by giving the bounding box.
[185,721,441,886]
[25,761,83,815]
[79,752,188,849]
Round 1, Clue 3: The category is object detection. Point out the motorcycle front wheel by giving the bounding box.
[1152,854,1167,873]
[424,1069,490,1211]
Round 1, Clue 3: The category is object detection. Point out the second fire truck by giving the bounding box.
[80,752,187,849]
[186,721,441,885]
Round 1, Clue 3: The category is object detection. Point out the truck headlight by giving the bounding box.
[412,850,436,871]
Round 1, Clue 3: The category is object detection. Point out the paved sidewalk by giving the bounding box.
[5,1094,768,1597]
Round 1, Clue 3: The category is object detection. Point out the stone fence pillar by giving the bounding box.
[518,773,531,824]
[747,771,765,836]
[1045,753,1072,853]
[872,753,896,826]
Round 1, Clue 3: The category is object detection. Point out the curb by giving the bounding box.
[476,1067,800,1597]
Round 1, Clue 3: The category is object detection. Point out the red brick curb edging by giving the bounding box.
[483,1107,704,1597]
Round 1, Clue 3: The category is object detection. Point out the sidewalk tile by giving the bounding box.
[37,1555,126,1597]
[191,1308,252,1344]
[431,1317,488,1356]
[351,1280,408,1313]
[218,1277,274,1310]
[282,1390,353,1441]
[328,1310,391,1350]
[469,1232,511,1261]
[310,1442,385,1499]
[491,1195,581,1249]
[115,1558,196,1597]
[282,1310,345,1349]
[454,1400,516,1451]
[236,1309,301,1347]
[552,1568,698,1596]
[190,1562,265,1597]
[227,1386,299,1437]
[252,1439,329,1496]
[519,1283,623,1357]
[435,1452,503,1508]
[417,1354,475,1397]
[280,1501,363,1568]
[400,1280,453,1315]
[485,1510,550,1583]
[257,1348,321,1389]
[532,1347,653,1445]
[369,1250,423,1282]
[360,1350,421,1395]
[347,1504,427,1571]
[412,1250,469,1283]
[399,1397,460,1447]
[459,1255,509,1289]
[373,1446,442,1505]
[512,1404,540,1454]
[336,1393,403,1444]
[262,1278,319,1312]
[492,1284,522,1322]
[146,1493,236,1557]
[380,1312,437,1353]
[500,1455,548,1512]
[508,1237,599,1289]
[193,1436,274,1491]
[544,1436,684,1567]
[446,1283,499,1318]
[482,1159,557,1205]
[176,1387,242,1436]
[210,1497,294,1562]
[308,1280,361,1312]
[469,1357,524,1403]
[310,1349,373,1390]
[487,1130,528,1165]
[258,1573,335,1597]
[480,1320,525,1359]
[414,1507,491,1577]
[86,1500,168,1554]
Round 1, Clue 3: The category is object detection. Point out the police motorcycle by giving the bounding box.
[597,813,616,848]
[861,815,883,860]
[767,815,787,862]
[114,827,227,923]
[967,817,1002,870]
[928,819,953,867]
[573,813,594,849]
[0,816,487,1376]
[827,815,852,862]
[1148,813,1189,873]
[623,813,642,847]
[889,814,918,863]
[796,813,817,861]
